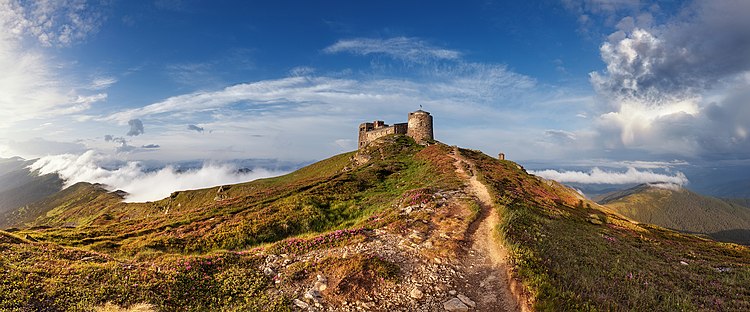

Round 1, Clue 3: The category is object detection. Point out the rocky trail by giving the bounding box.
[449,147,520,312]
[275,146,526,311]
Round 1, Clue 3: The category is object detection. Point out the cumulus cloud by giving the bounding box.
[127,119,144,136]
[187,124,204,133]
[530,167,688,185]
[588,0,750,160]
[141,144,160,149]
[324,37,461,63]
[28,150,287,202]
[591,1,750,101]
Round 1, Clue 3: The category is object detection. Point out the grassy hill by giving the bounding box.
[0,157,64,217]
[597,184,750,244]
[462,152,750,311]
[2,136,750,311]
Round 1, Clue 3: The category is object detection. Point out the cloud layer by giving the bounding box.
[29,150,287,202]
[531,167,688,185]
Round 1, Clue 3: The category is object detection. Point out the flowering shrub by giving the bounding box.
[402,188,432,207]
[269,228,367,254]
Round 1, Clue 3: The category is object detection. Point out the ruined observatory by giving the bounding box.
[358,110,434,149]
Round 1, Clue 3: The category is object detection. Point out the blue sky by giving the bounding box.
[2,0,750,190]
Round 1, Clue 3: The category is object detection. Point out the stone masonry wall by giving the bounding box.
[358,123,408,148]
[407,111,433,144]
[358,110,433,149]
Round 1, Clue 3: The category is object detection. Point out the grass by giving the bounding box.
[0,135,462,311]
[8,136,747,311]
[600,185,750,244]
[462,148,750,311]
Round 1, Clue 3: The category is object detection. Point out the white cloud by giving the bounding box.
[0,0,108,128]
[324,37,461,63]
[545,129,577,142]
[20,0,105,47]
[648,182,682,191]
[127,119,144,136]
[588,0,750,160]
[105,61,536,124]
[89,77,117,90]
[187,124,204,133]
[3,137,87,158]
[29,150,287,202]
[530,167,688,185]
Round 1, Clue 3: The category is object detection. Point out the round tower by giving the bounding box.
[407,110,434,144]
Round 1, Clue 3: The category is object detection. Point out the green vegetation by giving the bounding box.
[4,137,750,311]
[462,149,750,311]
[600,184,750,244]
[0,135,461,311]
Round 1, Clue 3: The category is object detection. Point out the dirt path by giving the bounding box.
[449,147,521,312]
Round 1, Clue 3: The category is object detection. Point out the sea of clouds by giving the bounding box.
[530,167,689,186]
[28,150,288,202]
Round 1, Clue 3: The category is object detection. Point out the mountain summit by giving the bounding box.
[2,135,750,311]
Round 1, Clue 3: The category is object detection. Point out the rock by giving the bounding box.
[457,294,476,308]
[410,287,424,299]
[443,298,469,312]
[313,274,328,291]
[304,289,323,303]
[263,267,275,276]
[716,267,732,273]
[588,214,604,225]
[293,299,309,309]
[680,261,689,266]
[314,281,327,291]
[448,290,457,296]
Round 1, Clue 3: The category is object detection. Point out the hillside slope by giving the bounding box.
[597,184,750,244]
[2,136,749,311]
[462,151,750,311]
[0,157,63,216]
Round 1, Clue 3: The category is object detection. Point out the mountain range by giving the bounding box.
[597,183,750,245]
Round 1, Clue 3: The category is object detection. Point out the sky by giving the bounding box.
[1,0,750,198]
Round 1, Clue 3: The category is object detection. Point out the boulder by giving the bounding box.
[443,298,469,312]
[457,294,476,308]
[410,287,424,299]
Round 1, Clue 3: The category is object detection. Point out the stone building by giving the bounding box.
[358,110,434,149]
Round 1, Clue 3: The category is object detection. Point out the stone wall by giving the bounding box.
[358,110,434,149]
[358,122,408,148]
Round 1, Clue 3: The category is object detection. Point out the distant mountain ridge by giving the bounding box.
[0,157,63,217]
[598,183,750,244]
